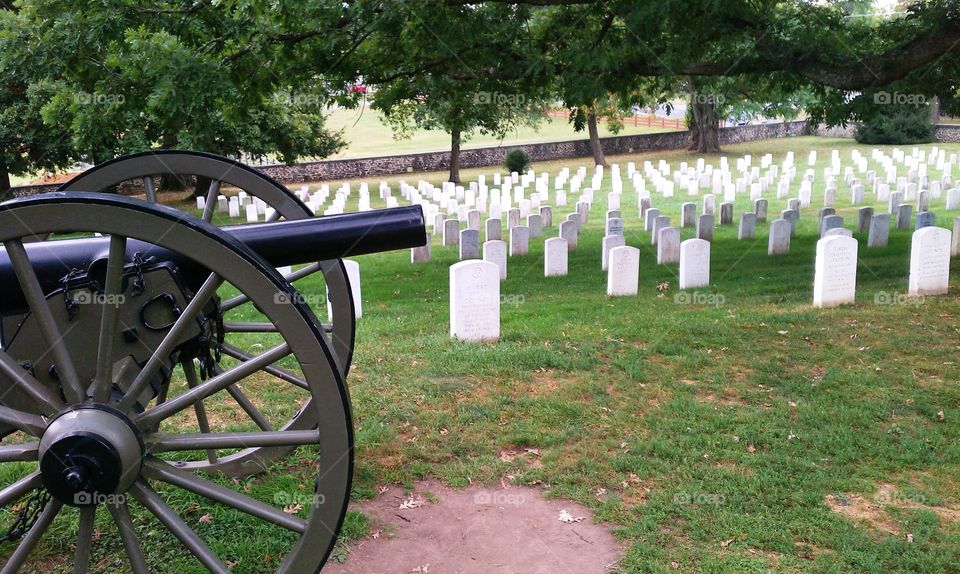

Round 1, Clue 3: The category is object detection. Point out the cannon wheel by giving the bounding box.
[0,193,351,573]
[57,151,353,477]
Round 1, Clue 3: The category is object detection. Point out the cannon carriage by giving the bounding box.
[0,152,426,573]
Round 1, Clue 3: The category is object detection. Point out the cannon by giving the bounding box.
[0,156,427,573]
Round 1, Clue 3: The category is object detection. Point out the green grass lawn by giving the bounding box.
[318,136,960,573]
[6,136,960,573]
[323,106,679,158]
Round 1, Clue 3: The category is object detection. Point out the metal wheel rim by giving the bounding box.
[56,151,355,476]
[0,192,351,573]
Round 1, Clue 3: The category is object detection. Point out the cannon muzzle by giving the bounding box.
[0,200,426,316]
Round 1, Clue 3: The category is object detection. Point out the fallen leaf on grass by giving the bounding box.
[399,496,425,510]
[559,509,584,523]
[198,514,213,523]
[283,503,303,515]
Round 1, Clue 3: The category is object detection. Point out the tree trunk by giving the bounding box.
[0,163,11,200]
[688,80,721,154]
[191,175,212,199]
[691,101,721,153]
[587,112,607,167]
[449,128,462,184]
[930,96,941,124]
[158,131,187,192]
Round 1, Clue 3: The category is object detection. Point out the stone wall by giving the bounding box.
[9,121,960,197]
[256,121,812,184]
[8,183,62,197]
[934,124,960,143]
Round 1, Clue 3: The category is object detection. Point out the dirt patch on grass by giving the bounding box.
[326,480,622,574]
[529,369,569,397]
[825,483,960,536]
[697,386,744,407]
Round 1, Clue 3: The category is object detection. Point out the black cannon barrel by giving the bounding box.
[0,205,426,315]
[228,205,425,267]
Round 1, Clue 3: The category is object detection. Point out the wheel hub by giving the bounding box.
[38,405,144,506]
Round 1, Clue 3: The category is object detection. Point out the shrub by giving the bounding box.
[503,149,532,174]
[855,103,934,145]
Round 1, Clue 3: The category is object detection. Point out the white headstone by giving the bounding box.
[813,235,858,307]
[601,235,626,271]
[657,227,680,264]
[606,246,640,297]
[679,239,710,289]
[483,240,507,280]
[449,260,499,342]
[909,227,951,295]
[443,219,460,246]
[544,238,568,277]
[509,226,529,256]
[327,259,362,319]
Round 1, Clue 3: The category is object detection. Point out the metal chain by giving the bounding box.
[129,253,153,297]
[0,488,52,543]
[59,268,85,321]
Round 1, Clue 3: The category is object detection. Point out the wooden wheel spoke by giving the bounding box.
[0,471,43,507]
[0,405,47,437]
[129,480,232,574]
[201,180,222,222]
[222,321,278,333]
[182,360,219,464]
[4,239,85,404]
[0,498,63,574]
[142,176,157,203]
[0,441,39,463]
[107,501,149,574]
[0,350,65,415]
[118,272,224,412]
[92,234,127,402]
[135,342,291,429]
[142,459,306,533]
[220,343,308,390]
[146,429,319,452]
[220,262,323,312]
[74,507,96,574]
[225,385,274,431]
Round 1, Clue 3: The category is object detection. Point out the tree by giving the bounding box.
[855,101,934,144]
[472,0,960,151]
[353,2,547,183]
[0,9,74,196]
[0,0,356,193]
